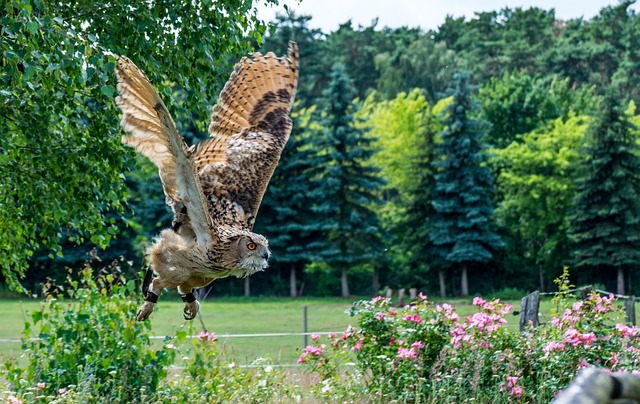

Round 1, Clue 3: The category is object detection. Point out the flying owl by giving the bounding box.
[115,42,299,321]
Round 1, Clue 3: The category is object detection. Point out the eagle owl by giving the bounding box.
[115,43,299,321]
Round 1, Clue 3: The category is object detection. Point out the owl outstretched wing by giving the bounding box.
[193,41,299,231]
[115,57,214,247]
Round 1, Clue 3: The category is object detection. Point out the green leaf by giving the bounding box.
[32,311,43,324]
[26,21,38,35]
[100,85,115,98]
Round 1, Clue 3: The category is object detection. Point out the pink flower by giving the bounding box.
[198,331,217,342]
[342,325,356,340]
[506,376,518,387]
[572,301,584,312]
[472,297,487,308]
[411,341,424,349]
[419,292,428,300]
[328,333,337,339]
[36,382,45,389]
[396,347,417,359]
[311,333,321,343]
[402,313,422,324]
[352,337,364,352]
[372,296,384,303]
[58,388,67,395]
[558,308,580,324]
[436,303,460,322]
[304,344,326,356]
[616,323,639,338]
[388,309,397,316]
[564,328,596,347]
[511,386,523,398]
[7,396,22,404]
[450,324,470,349]
[375,312,385,321]
[543,341,566,353]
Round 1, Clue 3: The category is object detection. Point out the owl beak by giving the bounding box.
[262,251,270,260]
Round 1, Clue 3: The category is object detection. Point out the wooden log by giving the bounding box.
[553,367,640,403]
[519,291,540,332]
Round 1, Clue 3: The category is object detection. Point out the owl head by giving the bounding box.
[219,230,270,275]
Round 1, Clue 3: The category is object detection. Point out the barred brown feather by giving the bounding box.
[194,41,299,230]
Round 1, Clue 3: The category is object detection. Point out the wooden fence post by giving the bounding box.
[386,288,393,300]
[625,296,636,326]
[519,291,540,332]
[398,288,406,306]
[579,286,592,300]
[409,288,417,301]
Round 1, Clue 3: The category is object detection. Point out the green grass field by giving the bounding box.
[0,295,634,365]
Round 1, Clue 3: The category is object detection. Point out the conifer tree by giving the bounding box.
[310,63,385,297]
[254,109,322,297]
[428,71,502,297]
[568,92,640,294]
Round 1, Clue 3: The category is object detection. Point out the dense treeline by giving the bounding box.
[6,1,640,298]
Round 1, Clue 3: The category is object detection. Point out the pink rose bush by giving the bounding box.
[299,271,640,402]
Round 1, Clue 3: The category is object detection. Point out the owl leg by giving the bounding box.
[136,274,171,321]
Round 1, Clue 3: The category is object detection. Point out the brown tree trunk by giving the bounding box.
[290,265,297,298]
[617,267,625,295]
[341,264,350,297]
[461,266,469,298]
[439,269,446,298]
[372,264,380,295]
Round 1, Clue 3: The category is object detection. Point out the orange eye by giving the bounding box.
[247,242,257,250]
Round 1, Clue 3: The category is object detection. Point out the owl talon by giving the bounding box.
[137,301,155,321]
[183,300,200,320]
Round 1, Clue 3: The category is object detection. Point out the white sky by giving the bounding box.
[257,0,640,33]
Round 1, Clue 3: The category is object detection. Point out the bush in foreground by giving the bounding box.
[3,266,640,403]
[298,268,640,402]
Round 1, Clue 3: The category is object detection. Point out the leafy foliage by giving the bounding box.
[1,0,276,290]
[2,263,176,402]
[492,116,590,291]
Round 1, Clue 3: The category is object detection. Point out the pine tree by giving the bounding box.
[428,71,502,297]
[254,109,323,297]
[309,63,385,297]
[568,92,640,294]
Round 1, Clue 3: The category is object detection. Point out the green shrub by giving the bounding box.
[2,262,176,402]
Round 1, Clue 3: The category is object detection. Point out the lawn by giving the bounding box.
[0,294,634,365]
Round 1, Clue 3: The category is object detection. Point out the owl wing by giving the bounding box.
[115,56,214,247]
[193,42,299,230]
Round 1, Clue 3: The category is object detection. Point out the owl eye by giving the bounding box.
[247,242,257,250]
